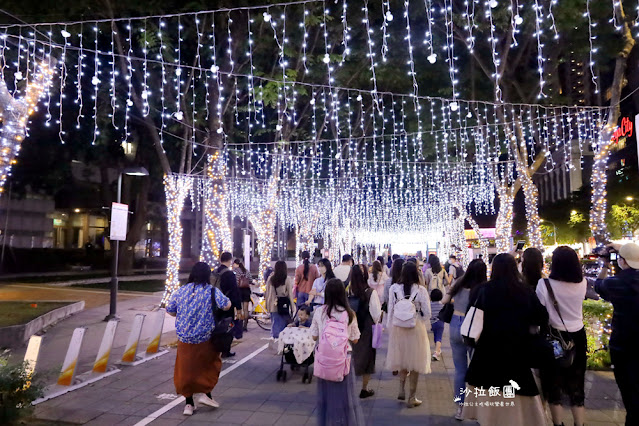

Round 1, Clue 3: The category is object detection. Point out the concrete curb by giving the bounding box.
[0,300,85,348]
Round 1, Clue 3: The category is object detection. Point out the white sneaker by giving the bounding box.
[198,394,220,408]
[183,404,194,416]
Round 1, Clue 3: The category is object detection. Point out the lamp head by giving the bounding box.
[122,167,149,177]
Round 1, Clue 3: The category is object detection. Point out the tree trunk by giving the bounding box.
[590,2,635,244]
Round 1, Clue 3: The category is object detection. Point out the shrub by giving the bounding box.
[583,299,613,370]
[0,358,43,424]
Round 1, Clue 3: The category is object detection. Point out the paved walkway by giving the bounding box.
[29,313,627,425]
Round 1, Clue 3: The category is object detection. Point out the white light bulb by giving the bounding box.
[174,111,183,121]
[489,0,498,8]
[386,11,394,22]
[210,64,219,73]
[141,91,149,99]
[514,15,523,25]
[276,124,282,131]
[175,68,182,76]
[263,12,271,22]
[216,128,223,134]
[61,30,71,38]
[14,71,23,80]
[323,54,330,64]
[126,99,133,107]
[427,54,437,64]
[310,99,315,105]
[356,95,363,101]
[450,102,459,111]
[91,76,100,85]
[467,111,472,118]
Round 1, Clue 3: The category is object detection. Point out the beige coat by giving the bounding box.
[264,276,295,313]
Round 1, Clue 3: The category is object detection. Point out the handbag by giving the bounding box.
[211,287,234,353]
[460,288,485,347]
[372,323,383,349]
[543,279,576,369]
[438,302,454,323]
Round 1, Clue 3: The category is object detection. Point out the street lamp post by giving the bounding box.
[105,167,149,321]
[541,219,557,246]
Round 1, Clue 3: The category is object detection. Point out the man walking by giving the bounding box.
[214,252,242,358]
[595,243,639,426]
[334,254,354,283]
[447,255,464,284]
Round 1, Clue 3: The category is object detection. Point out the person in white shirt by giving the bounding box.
[386,261,431,408]
[368,260,388,303]
[307,258,335,309]
[535,246,587,426]
[333,254,354,283]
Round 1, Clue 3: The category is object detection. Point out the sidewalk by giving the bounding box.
[28,311,627,425]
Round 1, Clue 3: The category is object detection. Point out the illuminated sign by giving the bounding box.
[611,116,633,143]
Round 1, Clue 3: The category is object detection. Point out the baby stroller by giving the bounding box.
[277,341,314,383]
[276,311,315,383]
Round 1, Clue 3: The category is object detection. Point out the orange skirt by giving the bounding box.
[174,340,222,397]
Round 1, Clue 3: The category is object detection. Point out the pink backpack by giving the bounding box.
[313,309,350,382]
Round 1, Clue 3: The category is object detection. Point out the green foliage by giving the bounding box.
[583,300,613,370]
[609,203,639,237]
[0,359,43,424]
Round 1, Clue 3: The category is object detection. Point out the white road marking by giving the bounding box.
[133,343,269,426]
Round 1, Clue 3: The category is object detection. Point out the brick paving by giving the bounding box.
[31,318,627,425]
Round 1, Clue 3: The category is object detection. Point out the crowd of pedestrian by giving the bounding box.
[167,243,639,426]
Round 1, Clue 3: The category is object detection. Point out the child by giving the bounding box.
[288,305,312,328]
[430,288,444,361]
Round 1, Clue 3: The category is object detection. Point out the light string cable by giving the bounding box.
[1,32,611,110]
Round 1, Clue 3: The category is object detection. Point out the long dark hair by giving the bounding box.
[450,259,487,297]
[233,258,247,274]
[390,258,405,284]
[302,250,311,280]
[271,260,288,288]
[371,260,383,281]
[324,278,355,324]
[428,254,442,274]
[349,264,369,298]
[317,258,335,280]
[521,247,543,289]
[188,262,211,285]
[398,261,420,296]
[549,246,583,283]
[490,253,525,289]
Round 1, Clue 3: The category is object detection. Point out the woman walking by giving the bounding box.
[306,258,335,310]
[441,259,487,420]
[311,278,365,426]
[368,260,388,303]
[348,265,382,398]
[463,253,548,425]
[166,262,231,416]
[424,254,450,293]
[386,261,432,408]
[265,260,295,338]
[295,251,320,308]
[522,247,544,290]
[536,246,587,426]
[233,258,253,332]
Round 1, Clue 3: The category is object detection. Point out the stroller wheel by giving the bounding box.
[281,371,287,382]
[276,370,282,381]
[302,373,309,383]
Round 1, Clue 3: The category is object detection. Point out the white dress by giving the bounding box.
[385,283,432,374]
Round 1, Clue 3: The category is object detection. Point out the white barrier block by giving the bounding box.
[93,319,119,373]
[24,335,43,377]
[121,314,145,363]
[57,327,87,386]
[145,310,165,355]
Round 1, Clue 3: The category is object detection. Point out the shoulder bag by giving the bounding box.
[543,279,576,368]
[438,302,454,323]
[276,283,291,316]
[211,287,234,353]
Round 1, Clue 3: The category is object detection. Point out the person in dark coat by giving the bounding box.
[595,243,639,426]
[215,252,242,357]
[462,253,548,425]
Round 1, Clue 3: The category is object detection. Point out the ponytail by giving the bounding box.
[303,259,310,280]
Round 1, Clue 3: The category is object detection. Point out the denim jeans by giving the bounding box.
[450,314,472,404]
[296,292,310,307]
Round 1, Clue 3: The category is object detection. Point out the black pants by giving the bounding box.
[611,349,639,426]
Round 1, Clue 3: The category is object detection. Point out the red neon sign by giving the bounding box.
[612,116,633,143]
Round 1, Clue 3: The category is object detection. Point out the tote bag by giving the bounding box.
[460,288,485,347]
[372,323,383,349]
